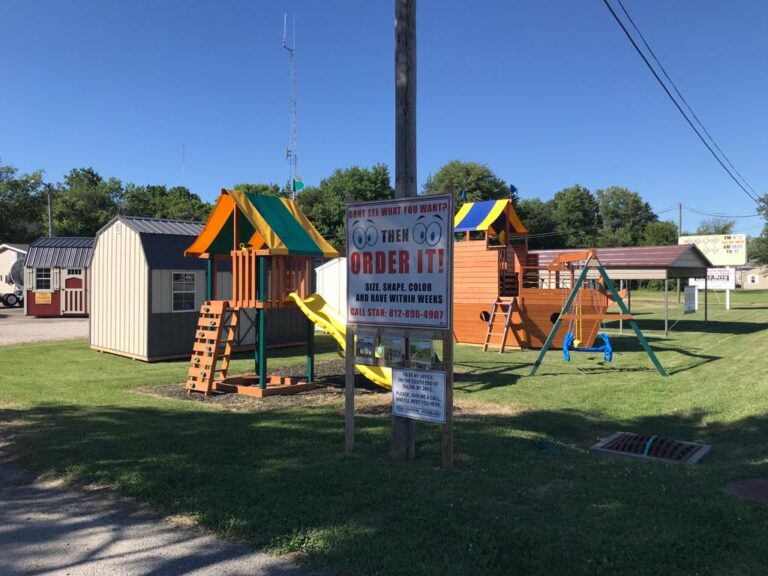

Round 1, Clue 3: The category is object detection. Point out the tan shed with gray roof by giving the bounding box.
[89,215,306,361]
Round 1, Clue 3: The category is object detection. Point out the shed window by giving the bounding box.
[67,269,82,276]
[35,268,51,290]
[749,275,758,284]
[172,272,196,311]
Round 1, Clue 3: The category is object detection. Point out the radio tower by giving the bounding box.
[283,13,298,199]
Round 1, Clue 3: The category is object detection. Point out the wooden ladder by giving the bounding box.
[483,299,516,353]
[185,301,240,394]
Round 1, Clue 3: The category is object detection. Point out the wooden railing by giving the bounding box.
[230,250,312,308]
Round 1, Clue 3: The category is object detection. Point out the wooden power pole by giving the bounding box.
[392,0,417,459]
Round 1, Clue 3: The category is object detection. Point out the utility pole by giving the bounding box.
[392,0,417,460]
[677,202,682,302]
[46,183,54,237]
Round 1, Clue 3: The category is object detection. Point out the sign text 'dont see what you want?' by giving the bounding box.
[346,195,452,329]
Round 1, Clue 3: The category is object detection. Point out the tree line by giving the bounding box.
[2,158,766,265]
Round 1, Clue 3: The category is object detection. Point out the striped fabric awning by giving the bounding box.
[454,199,528,234]
[185,189,338,258]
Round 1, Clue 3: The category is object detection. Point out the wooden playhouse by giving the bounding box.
[183,189,338,396]
[453,199,618,351]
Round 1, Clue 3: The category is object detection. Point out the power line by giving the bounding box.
[615,0,761,201]
[601,0,764,207]
[683,205,762,219]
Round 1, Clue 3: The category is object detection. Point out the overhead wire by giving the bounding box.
[601,0,764,207]
[614,0,761,201]
[683,205,762,219]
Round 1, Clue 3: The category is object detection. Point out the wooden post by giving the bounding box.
[345,326,355,454]
[392,0,417,460]
[306,258,315,382]
[206,259,213,301]
[258,255,267,389]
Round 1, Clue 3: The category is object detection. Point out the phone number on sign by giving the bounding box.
[389,309,444,320]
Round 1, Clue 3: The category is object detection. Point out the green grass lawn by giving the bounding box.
[1,290,768,575]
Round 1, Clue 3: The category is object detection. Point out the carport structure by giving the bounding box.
[528,245,713,335]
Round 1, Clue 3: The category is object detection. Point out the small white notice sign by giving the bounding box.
[684,286,697,314]
[392,369,446,424]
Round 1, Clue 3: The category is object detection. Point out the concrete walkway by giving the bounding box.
[0,463,321,576]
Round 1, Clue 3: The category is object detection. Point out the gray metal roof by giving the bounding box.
[118,216,203,236]
[529,245,712,269]
[139,234,207,270]
[25,237,94,269]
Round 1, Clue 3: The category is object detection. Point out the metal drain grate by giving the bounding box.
[591,432,711,464]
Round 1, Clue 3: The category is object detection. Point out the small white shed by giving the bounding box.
[315,257,347,320]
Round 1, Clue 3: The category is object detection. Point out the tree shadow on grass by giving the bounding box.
[2,402,768,576]
[629,318,766,335]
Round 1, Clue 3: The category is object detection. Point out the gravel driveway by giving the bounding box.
[0,307,89,346]
[0,462,321,576]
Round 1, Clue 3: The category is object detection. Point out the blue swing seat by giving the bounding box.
[563,332,613,363]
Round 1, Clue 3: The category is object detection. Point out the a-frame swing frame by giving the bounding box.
[529,256,667,377]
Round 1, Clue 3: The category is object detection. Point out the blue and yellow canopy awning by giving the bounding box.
[185,189,338,258]
[454,199,528,234]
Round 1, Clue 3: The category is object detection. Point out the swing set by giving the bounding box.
[529,251,666,376]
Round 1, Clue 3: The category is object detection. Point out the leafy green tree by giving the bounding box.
[297,164,394,251]
[749,195,768,265]
[52,168,122,236]
[641,220,679,246]
[550,185,601,248]
[423,160,514,211]
[122,184,211,221]
[595,186,656,247]
[0,161,46,243]
[234,183,285,197]
[515,198,559,249]
[696,217,735,235]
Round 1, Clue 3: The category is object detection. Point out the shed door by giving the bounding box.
[62,269,86,314]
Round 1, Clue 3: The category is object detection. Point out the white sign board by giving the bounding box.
[678,234,747,266]
[684,286,697,314]
[346,195,452,329]
[392,369,446,424]
[689,267,736,291]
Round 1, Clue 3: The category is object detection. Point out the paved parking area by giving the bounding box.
[0,307,89,346]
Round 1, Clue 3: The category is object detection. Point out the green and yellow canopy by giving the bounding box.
[185,189,338,258]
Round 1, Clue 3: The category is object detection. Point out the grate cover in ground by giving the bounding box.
[591,432,711,464]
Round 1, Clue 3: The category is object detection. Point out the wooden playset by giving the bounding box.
[453,200,643,352]
[183,189,338,396]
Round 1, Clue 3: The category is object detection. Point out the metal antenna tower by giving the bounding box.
[283,13,298,198]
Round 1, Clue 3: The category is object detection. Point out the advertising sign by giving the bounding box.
[689,267,736,291]
[392,369,446,424]
[678,234,747,266]
[346,195,452,329]
[34,292,52,304]
[684,286,697,314]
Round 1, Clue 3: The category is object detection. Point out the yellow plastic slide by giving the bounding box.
[286,292,392,389]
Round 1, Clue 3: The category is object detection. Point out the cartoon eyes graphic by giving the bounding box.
[425,222,441,246]
[365,226,378,246]
[352,227,366,249]
[413,218,442,246]
[351,220,378,249]
[413,222,427,244]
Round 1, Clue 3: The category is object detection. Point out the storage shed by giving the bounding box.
[24,237,93,317]
[89,215,307,362]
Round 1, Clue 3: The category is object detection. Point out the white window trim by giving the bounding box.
[171,271,197,313]
[35,268,53,292]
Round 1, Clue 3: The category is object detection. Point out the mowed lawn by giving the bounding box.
[1,290,767,575]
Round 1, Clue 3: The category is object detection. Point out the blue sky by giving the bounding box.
[1,0,765,233]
